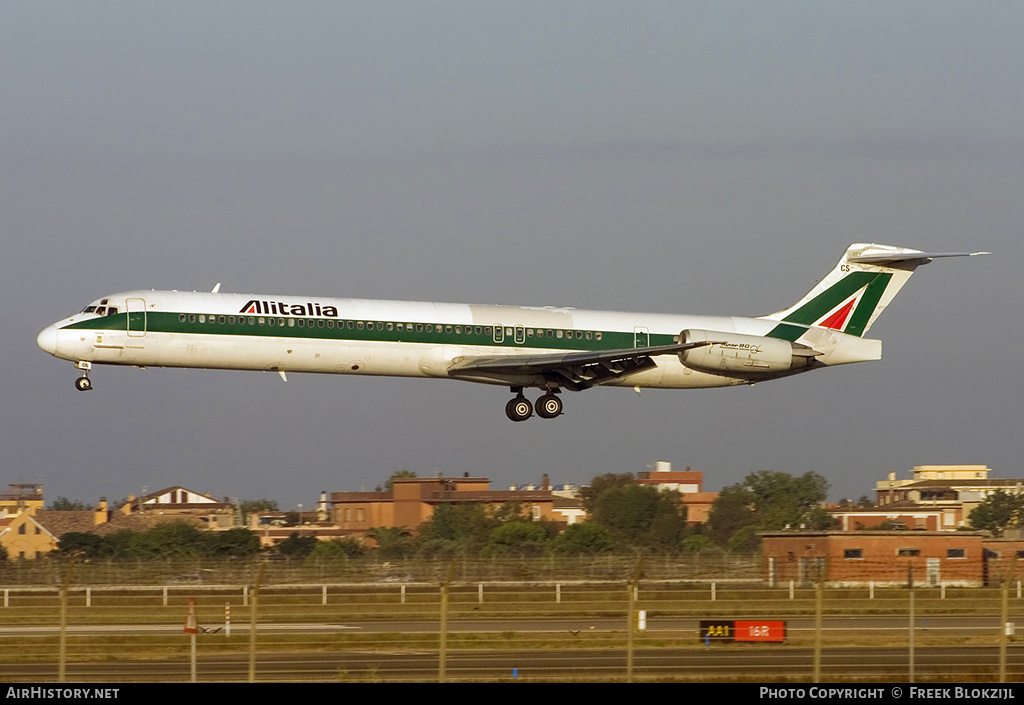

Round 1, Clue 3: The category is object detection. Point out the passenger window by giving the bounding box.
[298,319,305,327]
[188,314,196,323]
[179,314,186,323]
[199,315,206,323]
[318,320,325,328]
[228,316,235,325]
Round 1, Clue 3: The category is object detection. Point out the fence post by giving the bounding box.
[1000,554,1017,683]
[627,558,643,683]
[813,579,823,683]
[59,562,73,683]
[439,561,455,683]
[248,563,265,683]
[908,565,915,684]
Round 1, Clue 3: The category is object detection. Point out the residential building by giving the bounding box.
[0,482,45,518]
[636,461,718,525]
[330,474,579,533]
[118,486,238,528]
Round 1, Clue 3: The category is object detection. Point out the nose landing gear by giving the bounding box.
[74,361,93,391]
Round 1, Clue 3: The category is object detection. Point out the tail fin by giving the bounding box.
[760,243,989,338]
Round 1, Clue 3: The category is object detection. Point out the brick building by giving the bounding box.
[761,531,989,587]
[330,474,578,533]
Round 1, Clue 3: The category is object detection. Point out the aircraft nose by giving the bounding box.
[37,324,58,355]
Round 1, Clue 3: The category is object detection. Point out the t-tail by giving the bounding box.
[760,243,990,340]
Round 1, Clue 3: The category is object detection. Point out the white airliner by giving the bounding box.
[37,243,986,421]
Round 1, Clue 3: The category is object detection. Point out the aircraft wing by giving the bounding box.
[446,341,714,391]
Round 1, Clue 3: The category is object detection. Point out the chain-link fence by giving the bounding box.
[2,556,1024,682]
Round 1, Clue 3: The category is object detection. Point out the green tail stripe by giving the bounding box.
[843,272,892,337]
[781,272,889,329]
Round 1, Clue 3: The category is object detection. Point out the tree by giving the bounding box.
[277,532,319,558]
[385,469,417,492]
[967,491,1024,536]
[48,497,90,511]
[415,503,496,556]
[203,527,260,557]
[590,484,688,552]
[706,470,835,549]
[483,521,549,557]
[240,499,279,521]
[548,522,616,555]
[306,537,365,561]
[706,485,758,547]
[364,526,415,558]
[56,532,104,559]
[580,473,637,514]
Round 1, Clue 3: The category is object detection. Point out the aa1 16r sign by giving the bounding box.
[699,620,786,643]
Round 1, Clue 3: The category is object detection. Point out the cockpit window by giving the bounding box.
[81,306,97,313]
[106,307,118,316]
[95,306,106,315]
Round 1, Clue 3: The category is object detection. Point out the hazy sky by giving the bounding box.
[3,1,1021,510]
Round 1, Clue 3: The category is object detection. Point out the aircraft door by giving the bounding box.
[126,298,146,348]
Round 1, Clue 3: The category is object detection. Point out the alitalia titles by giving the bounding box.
[240,300,339,318]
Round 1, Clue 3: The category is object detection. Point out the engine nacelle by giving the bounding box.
[679,329,819,374]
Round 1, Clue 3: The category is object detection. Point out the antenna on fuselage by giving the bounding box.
[211,283,221,293]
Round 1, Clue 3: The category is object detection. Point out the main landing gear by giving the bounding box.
[74,361,93,391]
[504,388,563,422]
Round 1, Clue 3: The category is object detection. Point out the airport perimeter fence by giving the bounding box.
[3,556,1024,683]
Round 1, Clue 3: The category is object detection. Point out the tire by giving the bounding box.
[536,393,562,419]
[505,396,533,422]
[75,376,92,391]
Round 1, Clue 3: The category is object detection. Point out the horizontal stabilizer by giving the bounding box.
[848,250,990,267]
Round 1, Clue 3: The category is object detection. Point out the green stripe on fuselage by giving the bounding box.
[65,312,678,353]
